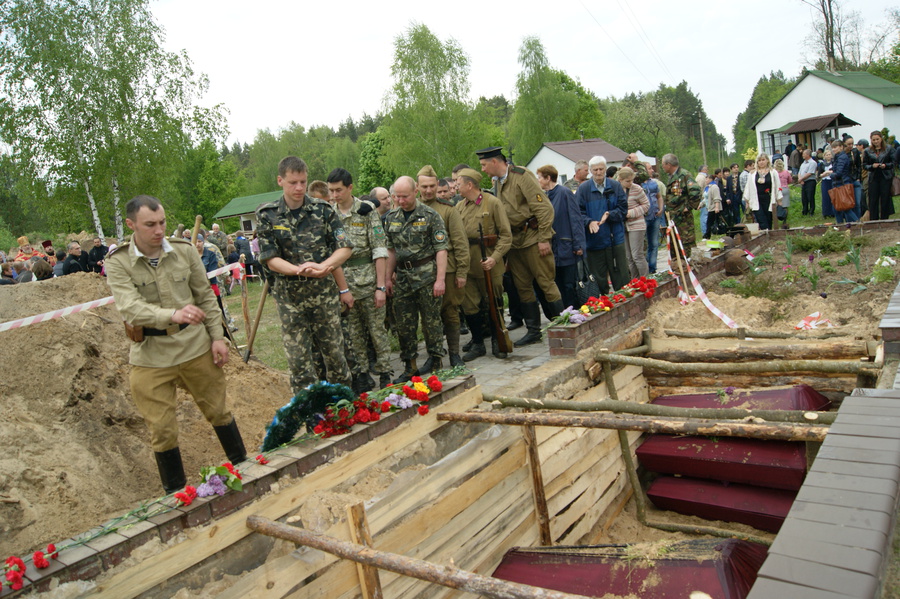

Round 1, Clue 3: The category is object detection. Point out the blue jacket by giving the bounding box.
[548,184,586,267]
[831,151,852,187]
[576,177,627,250]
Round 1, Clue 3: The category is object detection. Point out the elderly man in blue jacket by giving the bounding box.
[575,156,628,294]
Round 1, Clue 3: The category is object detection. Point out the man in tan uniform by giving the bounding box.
[417,165,469,368]
[476,147,564,346]
[106,195,246,494]
[454,168,512,360]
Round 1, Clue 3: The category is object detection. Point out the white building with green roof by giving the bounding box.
[213,190,282,232]
[752,70,900,155]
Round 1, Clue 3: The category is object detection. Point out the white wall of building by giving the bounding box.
[755,75,891,152]
[526,147,576,182]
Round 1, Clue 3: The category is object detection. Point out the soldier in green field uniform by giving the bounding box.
[255,156,353,396]
[660,153,702,251]
[384,176,449,383]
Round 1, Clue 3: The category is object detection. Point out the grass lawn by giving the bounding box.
[222,277,287,370]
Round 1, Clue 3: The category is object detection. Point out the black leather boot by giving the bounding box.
[379,372,393,389]
[548,299,566,320]
[214,418,247,465]
[462,313,486,361]
[491,335,508,359]
[514,301,543,347]
[393,359,419,385]
[155,447,187,494]
[419,356,442,374]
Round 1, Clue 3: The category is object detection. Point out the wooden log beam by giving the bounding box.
[346,503,382,599]
[663,328,849,339]
[437,411,829,442]
[484,394,836,425]
[645,375,856,397]
[521,416,552,546]
[595,351,874,374]
[647,340,866,363]
[246,516,592,599]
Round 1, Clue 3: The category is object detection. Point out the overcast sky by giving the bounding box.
[152,0,896,152]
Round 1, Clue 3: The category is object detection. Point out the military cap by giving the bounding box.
[475,147,504,160]
[417,164,438,179]
[456,168,482,184]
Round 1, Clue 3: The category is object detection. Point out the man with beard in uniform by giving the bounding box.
[660,153,701,252]
[454,168,512,360]
[255,156,353,396]
[417,165,469,368]
[476,147,563,346]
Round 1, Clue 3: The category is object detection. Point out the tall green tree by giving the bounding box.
[380,23,492,176]
[732,71,796,155]
[509,37,604,162]
[0,0,225,240]
[599,94,679,162]
[356,129,396,192]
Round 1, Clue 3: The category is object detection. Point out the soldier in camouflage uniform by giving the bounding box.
[385,176,449,383]
[417,165,469,368]
[256,156,353,396]
[564,160,589,192]
[623,154,650,185]
[660,153,702,251]
[207,223,229,254]
[476,147,564,347]
[327,168,393,391]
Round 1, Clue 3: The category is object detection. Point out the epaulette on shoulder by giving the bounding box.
[107,242,130,257]
[256,201,279,213]
[509,165,527,175]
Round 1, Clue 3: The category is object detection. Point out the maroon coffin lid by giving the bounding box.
[647,475,796,533]
[651,384,831,412]
[637,435,807,490]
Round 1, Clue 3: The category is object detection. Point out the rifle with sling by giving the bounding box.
[479,223,512,354]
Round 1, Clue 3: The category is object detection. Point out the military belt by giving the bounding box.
[344,255,373,268]
[145,323,189,336]
[397,255,435,270]
[468,235,498,248]
[511,216,539,233]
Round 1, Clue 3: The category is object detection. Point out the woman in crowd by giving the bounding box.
[697,173,723,239]
[864,130,895,221]
[742,153,780,231]
[617,167,649,278]
[31,258,53,281]
[830,139,858,224]
[774,158,792,229]
[818,148,835,218]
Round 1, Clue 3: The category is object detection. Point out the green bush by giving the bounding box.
[789,230,870,254]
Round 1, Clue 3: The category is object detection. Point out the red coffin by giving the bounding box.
[651,384,831,412]
[647,475,796,533]
[636,435,807,490]
[492,538,768,599]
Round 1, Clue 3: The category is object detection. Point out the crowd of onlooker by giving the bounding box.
[0,235,111,285]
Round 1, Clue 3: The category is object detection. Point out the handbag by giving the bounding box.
[575,257,601,306]
[892,175,900,197]
[830,183,856,212]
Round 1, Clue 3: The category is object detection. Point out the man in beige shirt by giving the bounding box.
[106,194,246,494]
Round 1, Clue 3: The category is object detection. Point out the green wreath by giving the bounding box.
[261,381,356,452]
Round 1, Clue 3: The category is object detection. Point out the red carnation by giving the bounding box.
[6,556,24,572]
[46,544,58,559]
[410,376,423,383]
[359,392,368,401]
[370,411,381,421]
[381,401,391,413]
[417,405,429,416]
[314,423,325,435]
[5,569,23,590]
[33,551,49,569]
[255,454,269,465]
[427,375,442,392]
[223,463,242,480]
[356,408,372,423]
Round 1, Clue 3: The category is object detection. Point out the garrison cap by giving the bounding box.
[475,147,504,160]
[457,168,482,183]
[417,164,438,179]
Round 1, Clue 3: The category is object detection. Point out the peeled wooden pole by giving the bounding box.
[436,411,828,442]
[246,516,593,599]
[484,394,836,425]
[242,279,270,363]
[664,327,848,340]
[238,254,251,334]
[595,351,874,375]
[521,412,553,546]
[189,215,202,246]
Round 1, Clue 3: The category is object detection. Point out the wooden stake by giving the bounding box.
[246,516,593,599]
[238,254,251,334]
[346,503,382,599]
[595,351,874,375]
[521,412,552,546]
[437,411,829,442]
[243,279,270,363]
[485,394,836,425]
[190,215,202,246]
[666,214,691,296]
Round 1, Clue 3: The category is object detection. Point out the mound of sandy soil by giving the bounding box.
[0,273,291,557]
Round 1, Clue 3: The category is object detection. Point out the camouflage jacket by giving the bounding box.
[385,201,449,293]
[664,167,702,215]
[334,198,388,298]
[255,195,351,295]
[206,230,229,254]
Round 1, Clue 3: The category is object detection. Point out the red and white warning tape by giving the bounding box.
[665,221,737,329]
[0,262,243,333]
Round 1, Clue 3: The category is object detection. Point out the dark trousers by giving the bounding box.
[586,244,629,294]
[801,180,817,215]
[868,175,894,221]
[555,263,579,309]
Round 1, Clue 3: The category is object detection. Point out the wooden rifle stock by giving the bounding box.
[479,224,513,354]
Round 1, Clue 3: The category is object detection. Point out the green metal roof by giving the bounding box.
[214,190,282,220]
[771,121,797,134]
[809,70,900,106]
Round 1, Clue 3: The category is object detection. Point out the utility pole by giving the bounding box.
[698,117,708,168]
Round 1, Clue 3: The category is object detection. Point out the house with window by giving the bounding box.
[753,71,900,155]
[525,138,629,184]
[213,190,282,232]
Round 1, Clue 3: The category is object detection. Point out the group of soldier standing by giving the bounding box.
[255,148,702,398]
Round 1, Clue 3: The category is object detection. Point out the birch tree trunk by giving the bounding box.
[83,178,106,241]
